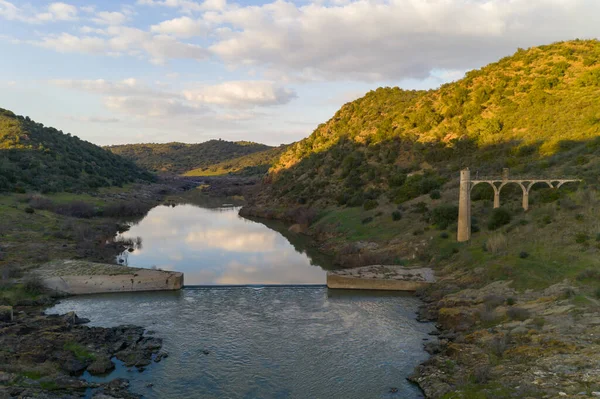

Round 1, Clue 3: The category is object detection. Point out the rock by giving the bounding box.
[106,378,129,390]
[0,306,13,322]
[63,311,90,325]
[61,357,88,374]
[87,356,115,375]
[288,224,306,234]
[424,342,442,355]
[154,351,168,362]
[355,241,379,251]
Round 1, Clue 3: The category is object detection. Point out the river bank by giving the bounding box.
[240,188,600,398]
[0,179,196,398]
[0,305,166,398]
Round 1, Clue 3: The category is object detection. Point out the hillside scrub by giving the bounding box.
[0,108,153,193]
[107,140,275,174]
[263,40,600,210]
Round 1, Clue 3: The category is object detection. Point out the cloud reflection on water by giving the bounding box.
[118,204,327,285]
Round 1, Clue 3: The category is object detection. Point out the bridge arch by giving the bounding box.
[526,180,553,194]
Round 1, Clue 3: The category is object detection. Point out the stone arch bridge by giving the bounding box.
[457,168,581,242]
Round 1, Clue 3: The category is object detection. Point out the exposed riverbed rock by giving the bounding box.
[0,310,163,397]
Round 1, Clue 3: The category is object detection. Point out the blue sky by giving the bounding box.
[1,0,599,146]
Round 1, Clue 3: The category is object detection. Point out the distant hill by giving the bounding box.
[265,39,600,207]
[183,145,290,177]
[106,140,273,174]
[0,108,153,193]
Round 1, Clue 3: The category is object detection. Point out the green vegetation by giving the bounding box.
[0,108,153,193]
[107,140,275,174]
[63,342,95,361]
[183,145,289,176]
[267,40,600,209]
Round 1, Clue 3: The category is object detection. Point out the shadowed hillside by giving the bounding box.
[0,108,153,193]
[107,140,274,174]
[183,144,290,177]
[266,40,600,207]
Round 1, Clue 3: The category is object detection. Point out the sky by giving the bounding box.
[0,0,599,146]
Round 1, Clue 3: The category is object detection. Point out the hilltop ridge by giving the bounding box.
[106,140,273,174]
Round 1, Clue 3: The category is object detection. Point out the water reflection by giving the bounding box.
[116,204,331,285]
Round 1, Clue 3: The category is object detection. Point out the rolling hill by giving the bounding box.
[265,40,600,207]
[106,140,273,174]
[0,108,153,193]
[183,145,290,177]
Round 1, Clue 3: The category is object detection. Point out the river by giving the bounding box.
[46,202,434,398]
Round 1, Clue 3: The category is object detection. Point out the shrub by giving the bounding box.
[28,196,55,210]
[506,297,516,306]
[519,251,529,259]
[55,201,96,219]
[363,199,378,211]
[575,232,589,244]
[483,294,506,310]
[24,207,35,214]
[23,274,44,295]
[576,269,600,280]
[487,208,511,230]
[361,217,373,224]
[488,335,510,357]
[391,211,402,221]
[473,365,491,384]
[507,307,530,321]
[431,205,458,229]
[411,202,428,214]
[486,233,507,254]
[532,317,546,329]
[429,190,441,200]
[440,232,449,239]
[102,201,151,218]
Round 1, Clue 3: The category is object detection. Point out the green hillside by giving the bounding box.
[0,108,153,193]
[107,140,273,174]
[183,144,290,177]
[267,40,600,207]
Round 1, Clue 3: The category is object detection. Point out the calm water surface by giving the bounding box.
[46,202,434,398]
[47,287,433,399]
[116,204,330,285]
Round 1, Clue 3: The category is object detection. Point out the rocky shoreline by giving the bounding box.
[0,304,167,399]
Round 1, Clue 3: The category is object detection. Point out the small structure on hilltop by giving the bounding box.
[457,168,581,242]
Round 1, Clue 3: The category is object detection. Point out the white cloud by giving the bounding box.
[137,0,227,13]
[36,26,209,64]
[50,78,209,119]
[205,0,600,82]
[136,0,204,13]
[92,11,128,26]
[67,115,121,123]
[183,80,296,108]
[104,96,205,117]
[50,78,175,97]
[150,16,208,38]
[0,1,77,23]
[38,33,105,54]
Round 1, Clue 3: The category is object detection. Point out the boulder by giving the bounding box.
[87,356,115,375]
